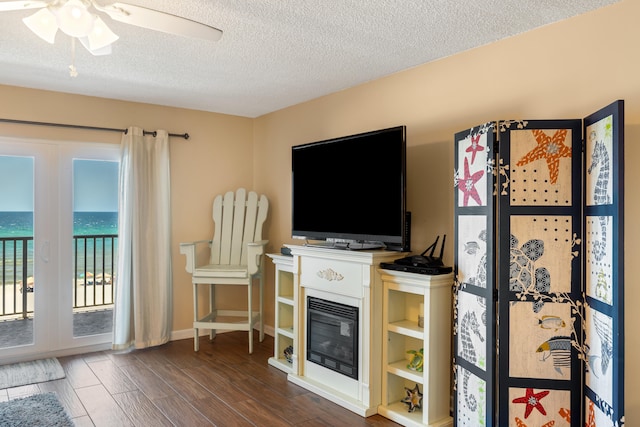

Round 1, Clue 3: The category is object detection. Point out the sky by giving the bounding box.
[73,160,119,212]
[0,156,118,212]
[0,156,33,211]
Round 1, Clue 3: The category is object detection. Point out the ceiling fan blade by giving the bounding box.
[0,1,48,12]
[95,2,223,42]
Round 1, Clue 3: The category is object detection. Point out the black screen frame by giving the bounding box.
[291,125,407,250]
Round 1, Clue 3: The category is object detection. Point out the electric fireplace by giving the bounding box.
[306,296,359,380]
[286,246,405,417]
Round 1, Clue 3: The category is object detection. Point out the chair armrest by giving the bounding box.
[247,240,269,275]
[179,240,211,273]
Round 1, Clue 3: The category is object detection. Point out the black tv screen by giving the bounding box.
[291,125,407,250]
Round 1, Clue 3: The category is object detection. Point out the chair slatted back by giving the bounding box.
[210,189,268,266]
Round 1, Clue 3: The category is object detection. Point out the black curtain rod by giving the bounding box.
[0,118,189,140]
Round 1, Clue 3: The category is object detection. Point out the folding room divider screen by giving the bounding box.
[452,100,624,427]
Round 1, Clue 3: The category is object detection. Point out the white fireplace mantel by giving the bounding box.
[285,245,404,417]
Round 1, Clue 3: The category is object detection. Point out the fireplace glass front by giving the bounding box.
[307,296,359,380]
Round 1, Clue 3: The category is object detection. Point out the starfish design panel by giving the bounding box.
[457,157,485,207]
[508,128,573,206]
[512,388,550,419]
[509,387,570,425]
[465,134,485,165]
[517,129,572,185]
[456,126,491,207]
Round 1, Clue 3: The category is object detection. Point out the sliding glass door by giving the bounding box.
[0,153,37,351]
[69,158,119,340]
[0,137,119,361]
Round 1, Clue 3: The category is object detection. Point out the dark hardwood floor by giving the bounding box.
[0,331,402,426]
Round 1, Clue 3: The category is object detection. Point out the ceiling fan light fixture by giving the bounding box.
[56,0,95,38]
[87,16,118,50]
[22,8,58,44]
[79,36,113,56]
[7,0,222,76]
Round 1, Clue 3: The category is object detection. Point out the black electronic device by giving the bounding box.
[379,262,453,275]
[380,235,452,275]
[280,246,292,256]
[395,235,446,267]
[385,211,411,252]
[291,126,407,251]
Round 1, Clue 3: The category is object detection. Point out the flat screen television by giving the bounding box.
[291,125,408,251]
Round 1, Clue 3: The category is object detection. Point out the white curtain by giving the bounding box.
[113,126,172,350]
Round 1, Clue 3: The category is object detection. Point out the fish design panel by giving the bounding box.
[509,302,572,380]
[585,307,614,409]
[457,215,488,288]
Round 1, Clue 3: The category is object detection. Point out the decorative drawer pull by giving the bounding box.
[317,268,344,281]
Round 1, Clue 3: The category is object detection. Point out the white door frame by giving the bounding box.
[0,136,119,363]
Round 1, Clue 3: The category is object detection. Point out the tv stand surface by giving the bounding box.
[304,240,385,251]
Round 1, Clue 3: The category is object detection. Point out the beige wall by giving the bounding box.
[0,85,256,333]
[255,0,639,423]
[0,0,638,422]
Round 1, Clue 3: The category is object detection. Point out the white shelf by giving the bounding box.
[387,360,423,383]
[267,253,296,375]
[378,401,425,427]
[380,270,453,426]
[277,295,294,305]
[379,401,452,427]
[268,357,294,374]
[388,319,424,339]
[276,326,294,339]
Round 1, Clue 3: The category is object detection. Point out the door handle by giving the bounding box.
[40,241,50,263]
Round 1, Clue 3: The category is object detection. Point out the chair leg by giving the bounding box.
[259,274,264,343]
[209,283,216,342]
[193,282,199,352]
[248,278,254,354]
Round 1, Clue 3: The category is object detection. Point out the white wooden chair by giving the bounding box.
[180,188,269,353]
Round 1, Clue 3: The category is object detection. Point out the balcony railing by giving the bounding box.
[0,234,118,320]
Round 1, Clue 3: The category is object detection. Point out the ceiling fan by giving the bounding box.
[0,0,223,75]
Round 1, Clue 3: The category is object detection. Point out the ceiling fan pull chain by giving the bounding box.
[69,37,78,77]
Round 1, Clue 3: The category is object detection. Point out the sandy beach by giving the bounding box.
[1,279,114,319]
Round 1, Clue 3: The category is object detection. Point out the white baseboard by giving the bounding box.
[0,342,113,366]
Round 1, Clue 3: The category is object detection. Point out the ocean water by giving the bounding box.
[0,211,118,280]
[0,211,118,237]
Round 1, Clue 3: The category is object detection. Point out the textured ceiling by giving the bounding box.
[0,0,619,118]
